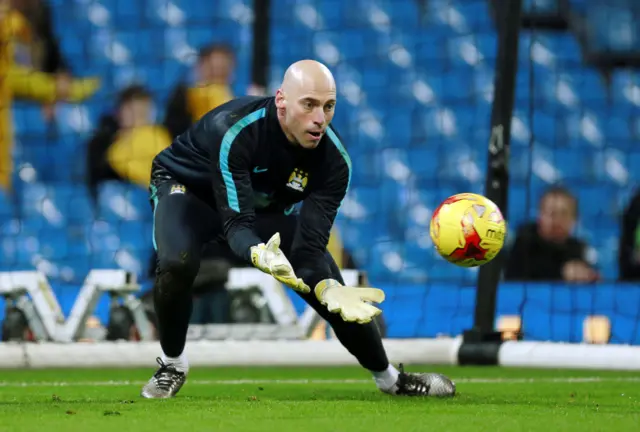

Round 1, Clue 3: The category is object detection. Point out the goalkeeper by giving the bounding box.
[141,59,455,399]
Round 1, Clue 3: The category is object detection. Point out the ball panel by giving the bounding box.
[429,192,507,267]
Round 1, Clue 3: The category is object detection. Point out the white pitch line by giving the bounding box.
[1,376,640,388]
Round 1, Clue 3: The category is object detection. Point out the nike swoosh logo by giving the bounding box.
[253,167,268,173]
[284,205,295,216]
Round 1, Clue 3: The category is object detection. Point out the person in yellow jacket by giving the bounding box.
[0,1,100,190]
[86,85,172,204]
[163,43,235,138]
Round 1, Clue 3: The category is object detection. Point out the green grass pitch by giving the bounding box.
[0,365,639,431]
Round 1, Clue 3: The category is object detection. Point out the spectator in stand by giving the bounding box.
[163,43,235,138]
[504,186,599,283]
[0,0,99,190]
[10,0,85,121]
[10,0,70,74]
[85,84,172,205]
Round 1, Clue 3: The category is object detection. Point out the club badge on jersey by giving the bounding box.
[170,184,186,195]
[287,169,308,192]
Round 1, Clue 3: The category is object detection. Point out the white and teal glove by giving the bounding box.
[250,233,310,293]
[314,278,385,324]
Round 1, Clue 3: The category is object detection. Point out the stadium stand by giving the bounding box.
[1,0,640,342]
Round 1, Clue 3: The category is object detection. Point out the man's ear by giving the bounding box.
[275,89,286,108]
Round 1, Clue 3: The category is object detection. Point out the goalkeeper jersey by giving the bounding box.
[153,96,351,286]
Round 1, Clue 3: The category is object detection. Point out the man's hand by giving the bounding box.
[314,278,385,324]
[250,233,310,293]
[562,260,599,282]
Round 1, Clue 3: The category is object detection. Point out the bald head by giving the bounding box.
[281,60,336,96]
[275,60,337,149]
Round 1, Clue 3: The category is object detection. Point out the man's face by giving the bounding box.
[537,193,576,243]
[118,97,152,129]
[198,51,234,85]
[276,90,336,149]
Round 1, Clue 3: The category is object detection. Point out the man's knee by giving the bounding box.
[155,251,200,295]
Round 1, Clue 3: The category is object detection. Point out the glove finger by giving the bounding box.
[340,310,358,323]
[266,232,281,252]
[325,299,342,313]
[356,316,373,324]
[354,304,382,324]
[270,258,294,275]
[286,277,310,293]
[357,287,386,304]
[295,280,311,293]
[275,275,310,294]
[270,263,291,276]
[361,303,382,318]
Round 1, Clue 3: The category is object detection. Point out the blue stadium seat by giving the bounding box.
[405,148,441,180]
[12,104,49,137]
[19,183,93,228]
[0,235,39,271]
[100,0,146,29]
[383,0,421,29]
[114,29,166,61]
[0,190,12,222]
[585,2,639,53]
[97,181,152,222]
[610,70,640,109]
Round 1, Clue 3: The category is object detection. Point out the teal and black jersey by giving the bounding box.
[152,96,351,287]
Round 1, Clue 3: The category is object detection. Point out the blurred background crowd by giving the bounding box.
[1,0,640,344]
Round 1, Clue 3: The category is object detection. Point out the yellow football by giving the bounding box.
[429,193,507,267]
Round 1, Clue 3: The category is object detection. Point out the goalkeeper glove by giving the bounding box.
[314,279,385,324]
[250,233,310,293]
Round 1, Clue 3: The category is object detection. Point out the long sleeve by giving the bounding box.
[7,65,99,103]
[208,116,263,261]
[7,65,57,103]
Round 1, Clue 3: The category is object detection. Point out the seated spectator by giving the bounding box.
[10,0,100,121]
[86,84,172,205]
[163,43,235,138]
[619,189,640,281]
[504,186,599,283]
[0,0,100,190]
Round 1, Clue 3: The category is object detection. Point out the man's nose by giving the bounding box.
[312,108,325,125]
